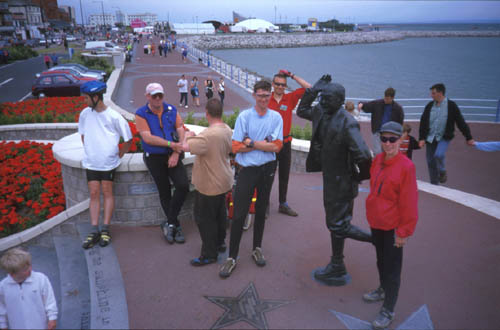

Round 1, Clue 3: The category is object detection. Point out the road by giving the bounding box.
[0,55,45,103]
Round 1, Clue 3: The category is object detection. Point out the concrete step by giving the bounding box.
[53,235,91,329]
[77,223,129,329]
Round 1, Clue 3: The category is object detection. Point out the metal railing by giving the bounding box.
[347,97,500,123]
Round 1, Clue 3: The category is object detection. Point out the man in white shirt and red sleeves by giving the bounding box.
[268,69,311,217]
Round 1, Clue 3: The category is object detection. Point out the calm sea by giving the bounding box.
[213,27,500,121]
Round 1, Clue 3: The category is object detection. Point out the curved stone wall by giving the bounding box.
[0,123,78,141]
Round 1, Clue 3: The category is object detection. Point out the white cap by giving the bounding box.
[145,83,164,95]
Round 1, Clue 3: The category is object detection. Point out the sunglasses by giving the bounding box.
[380,136,400,143]
[273,82,287,87]
[151,93,164,99]
[255,93,272,98]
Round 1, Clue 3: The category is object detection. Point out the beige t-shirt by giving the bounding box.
[187,123,234,196]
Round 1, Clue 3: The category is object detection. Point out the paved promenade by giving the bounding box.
[105,36,500,329]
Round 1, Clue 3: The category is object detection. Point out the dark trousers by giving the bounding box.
[218,92,225,107]
[180,92,188,106]
[229,161,276,259]
[194,191,227,259]
[371,228,403,312]
[276,140,292,204]
[425,139,450,184]
[143,153,189,227]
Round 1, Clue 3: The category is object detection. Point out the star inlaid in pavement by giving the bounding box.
[205,282,291,329]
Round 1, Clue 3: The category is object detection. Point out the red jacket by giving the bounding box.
[366,152,418,238]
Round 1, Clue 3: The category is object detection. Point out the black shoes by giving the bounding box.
[82,232,100,249]
[99,230,111,247]
[363,287,385,302]
[439,171,448,184]
[190,256,217,266]
[278,204,298,217]
[314,257,347,280]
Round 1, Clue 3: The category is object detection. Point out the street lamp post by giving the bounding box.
[93,1,105,32]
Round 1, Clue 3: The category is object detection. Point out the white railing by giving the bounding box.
[346,97,500,123]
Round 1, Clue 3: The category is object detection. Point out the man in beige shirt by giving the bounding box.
[182,98,234,266]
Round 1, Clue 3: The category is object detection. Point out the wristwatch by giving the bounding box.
[247,139,254,148]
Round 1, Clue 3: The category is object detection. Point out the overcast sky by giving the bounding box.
[58,0,500,25]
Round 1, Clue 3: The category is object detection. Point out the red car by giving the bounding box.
[32,72,89,98]
[38,69,97,81]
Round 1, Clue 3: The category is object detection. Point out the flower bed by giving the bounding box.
[0,141,65,237]
[0,97,86,125]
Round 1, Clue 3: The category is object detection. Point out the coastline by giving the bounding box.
[179,30,500,50]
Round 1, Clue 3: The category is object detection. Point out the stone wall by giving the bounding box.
[60,163,195,226]
[0,124,77,141]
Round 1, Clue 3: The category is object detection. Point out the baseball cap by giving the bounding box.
[145,83,164,95]
[380,121,403,137]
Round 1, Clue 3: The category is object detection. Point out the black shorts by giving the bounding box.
[86,168,116,182]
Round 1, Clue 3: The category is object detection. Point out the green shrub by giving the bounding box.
[6,46,38,61]
[303,123,312,141]
[184,111,195,125]
[224,108,240,129]
[290,124,303,140]
[42,112,54,123]
[197,117,209,127]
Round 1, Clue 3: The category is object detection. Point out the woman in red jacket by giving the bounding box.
[364,121,418,329]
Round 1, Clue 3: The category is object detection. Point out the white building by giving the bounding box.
[170,23,214,35]
[8,1,43,39]
[115,10,126,25]
[89,13,115,27]
[231,18,278,33]
[127,13,157,26]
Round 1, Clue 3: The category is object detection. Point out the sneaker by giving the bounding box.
[243,214,252,231]
[279,204,298,217]
[219,258,237,278]
[439,171,447,183]
[163,224,175,244]
[363,287,385,302]
[82,232,100,249]
[174,226,185,243]
[99,230,111,247]
[190,256,217,266]
[252,247,266,267]
[217,242,227,253]
[372,307,395,329]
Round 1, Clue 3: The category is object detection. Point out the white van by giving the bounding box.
[85,41,123,51]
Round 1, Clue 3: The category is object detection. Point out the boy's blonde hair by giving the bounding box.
[345,101,355,112]
[0,248,31,274]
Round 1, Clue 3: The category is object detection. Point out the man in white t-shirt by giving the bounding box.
[177,74,189,108]
[78,80,133,250]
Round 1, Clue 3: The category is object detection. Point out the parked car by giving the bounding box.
[65,35,76,42]
[32,73,90,98]
[38,69,98,82]
[50,63,106,80]
[85,40,123,52]
[25,39,40,48]
[47,65,104,81]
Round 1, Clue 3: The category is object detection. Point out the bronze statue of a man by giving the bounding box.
[297,74,373,286]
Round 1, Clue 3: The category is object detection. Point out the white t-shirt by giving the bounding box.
[177,79,188,93]
[78,107,133,171]
[0,271,58,329]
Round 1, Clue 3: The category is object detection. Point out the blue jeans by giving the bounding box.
[425,139,450,184]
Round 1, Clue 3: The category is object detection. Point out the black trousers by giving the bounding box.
[180,92,188,106]
[194,191,227,259]
[276,140,292,204]
[229,161,276,259]
[218,92,225,107]
[371,228,403,312]
[143,153,189,227]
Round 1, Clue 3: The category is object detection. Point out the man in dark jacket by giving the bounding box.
[358,87,404,155]
[418,83,475,185]
[297,74,373,286]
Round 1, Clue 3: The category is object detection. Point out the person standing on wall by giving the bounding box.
[135,83,190,245]
[358,87,404,155]
[268,70,311,217]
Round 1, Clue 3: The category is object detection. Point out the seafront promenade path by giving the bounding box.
[105,36,500,329]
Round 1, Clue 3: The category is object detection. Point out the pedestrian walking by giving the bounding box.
[177,74,189,108]
[219,80,283,279]
[205,75,215,100]
[418,83,475,185]
[44,54,51,69]
[191,76,200,107]
[218,77,225,108]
